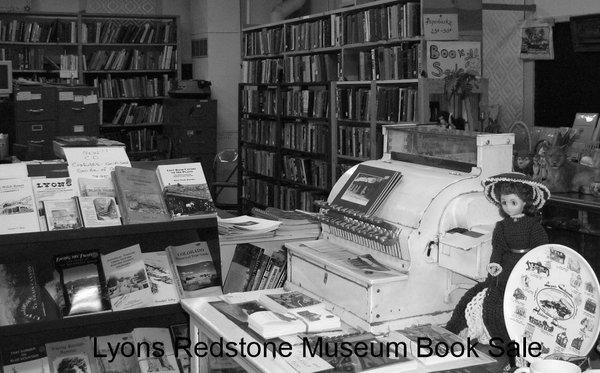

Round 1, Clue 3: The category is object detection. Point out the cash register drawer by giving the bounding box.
[438,228,493,280]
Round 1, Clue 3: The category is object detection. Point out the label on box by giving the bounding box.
[83,94,98,105]
[74,95,84,102]
[30,93,42,100]
[73,125,85,133]
[16,91,31,101]
[59,91,74,101]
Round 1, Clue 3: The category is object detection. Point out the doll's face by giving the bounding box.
[517,156,532,168]
[500,193,525,217]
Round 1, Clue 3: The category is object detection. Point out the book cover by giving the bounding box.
[166,241,221,298]
[113,166,170,225]
[54,251,111,316]
[168,324,190,373]
[79,197,121,227]
[1,345,50,373]
[45,337,95,373]
[131,328,178,373]
[393,324,468,366]
[101,244,152,311]
[259,290,321,314]
[0,178,40,234]
[155,163,216,219]
[78,178,116,198]
[32,177,78,231]
[143,252,179,306]
[44,198,82,231]
[0,262,46,326]
[95,333,140,373]
[222,243,263,294]
[0,163,28,179]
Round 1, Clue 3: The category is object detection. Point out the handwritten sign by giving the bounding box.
[423,13,458,40]
[63,147,131,189]
[425,41,481,78]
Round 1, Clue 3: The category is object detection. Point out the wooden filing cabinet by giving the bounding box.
[164,98,217,181]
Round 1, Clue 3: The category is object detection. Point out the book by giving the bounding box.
[218,215,281,236]
[26,162,69,179]
[0,178,40,234]
[392,324,469,366]
[222,243,264,294]
[143,251,179,305]
[1,345,50,373]
[101,244,152,311]
[43,198,83,231]
[112,166,171,225]
[155,163,216,219]
[78,196,121,227]
[78,178,116,198]
[258,290,322,314]
[46,337,95,373]
[95,333,140,373]
[32,177,78,231]
[0,262,46,326]
[131,328,179,373]
[168,324,190,373]
[166,241,222,298]
[54,251,111,316]
[0,163,28,179]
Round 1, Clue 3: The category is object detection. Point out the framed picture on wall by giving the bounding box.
[521,20,555,60]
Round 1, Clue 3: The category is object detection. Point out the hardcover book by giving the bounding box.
[0,178,40,234]
[101,244,152,311]
[95,333,140,373]
[46,337,95,373]
[113,166,170,225]
[166,241,221,298]
[54,251,111,316]
[155,163,216,219]
[1,345,50,373]
[43,198,82,231]
[0,262,46,326]
[131,328,178,373]
[78,196,121,227]
[143,251,179,305]
[32,177,78,231]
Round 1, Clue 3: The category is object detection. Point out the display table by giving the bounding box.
[181,289,498,373]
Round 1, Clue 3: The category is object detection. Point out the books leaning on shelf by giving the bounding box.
[143,251,180,306]
[166,241,222,299]
[223,244,287,294]
[112,103,164,125]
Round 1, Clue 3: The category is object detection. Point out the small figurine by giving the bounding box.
[446,172,550,365]
[513,150,534,177]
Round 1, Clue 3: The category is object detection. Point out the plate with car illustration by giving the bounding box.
[504,244,600,362]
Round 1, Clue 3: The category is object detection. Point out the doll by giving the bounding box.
[446,173,550,352]
[513,150,534,177]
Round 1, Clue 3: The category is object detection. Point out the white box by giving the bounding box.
[438,227,493,280]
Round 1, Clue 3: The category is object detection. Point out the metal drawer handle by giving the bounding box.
[26,108,45,113]
[29,140,44,144]
[31,125,43,131]
[70,107,85,111]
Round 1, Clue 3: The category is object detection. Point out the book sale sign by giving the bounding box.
[425,41,481,78]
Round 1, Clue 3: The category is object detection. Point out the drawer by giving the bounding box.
[14,86,57,121]
[57,87,99,124]
[165,99,216,125]
[56,122,99,137]
[168,128,217,154]
[15,121,55,159]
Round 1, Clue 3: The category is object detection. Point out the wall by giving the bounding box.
[534,0,600,19]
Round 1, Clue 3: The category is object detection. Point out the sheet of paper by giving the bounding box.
[16,91,31,101]
[64,147,131,195]
[59,91,74,101]
[300,239,340,253]
[30,93,42,100]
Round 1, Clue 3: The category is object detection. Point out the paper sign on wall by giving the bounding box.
[423,13,458,40]
[425,41,481,78]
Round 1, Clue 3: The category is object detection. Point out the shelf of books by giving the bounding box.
[239,0,425,211]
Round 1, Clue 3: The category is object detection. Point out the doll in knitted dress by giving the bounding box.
[445,173,550,359]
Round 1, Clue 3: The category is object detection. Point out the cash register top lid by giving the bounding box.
[503,244,600,363]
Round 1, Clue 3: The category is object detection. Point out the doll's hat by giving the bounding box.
[482,172,551,210]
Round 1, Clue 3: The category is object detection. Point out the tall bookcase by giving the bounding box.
[239,0,424,212]
[0,11,180,160]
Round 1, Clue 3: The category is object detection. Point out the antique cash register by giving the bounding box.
[285,126,515,332]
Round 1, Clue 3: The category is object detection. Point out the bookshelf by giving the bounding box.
[238,0,426,212]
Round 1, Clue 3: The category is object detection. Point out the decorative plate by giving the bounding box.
[504,244,600,362]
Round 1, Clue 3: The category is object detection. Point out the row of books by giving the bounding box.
[241,59,281,84]
[241,87,278,115]
[243,26,284,56]
[337,125,374,159]
[285,18,333,52]
[112,103,164,125]
[334,2,420,45]
[0,18,77,43]
[243,149,275,177]
[336,87,372,121]
[283,88,329,118]
[60,53,77,71]
[81,20,176,44]
[344,44,420,81]
[283,54,338,83]
[282,121,329,154]
[282,155,329,190]
[0,47,49,70]
[240,119,277,146]
[376,86,418,123]
[93,75,173,98]
[336,162,354,179]
[0,241,217,327]
[126,129,160,153]
[1,327,190,373]
[242,177,325,212]
[85,46,177,71]
[223,244,287,294]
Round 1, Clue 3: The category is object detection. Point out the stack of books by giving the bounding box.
[218,215,281,241]
[251,207,321,237]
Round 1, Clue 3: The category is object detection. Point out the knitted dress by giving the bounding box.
[446,215,548,342]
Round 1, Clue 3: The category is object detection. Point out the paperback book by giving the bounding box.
[44,198,83,231]
[155,162,216,219]
[54,251,111,316]
[222,243,264,294]
[31,177,77,231]
[78,196,121,227]
[1,345,50,373]
[131,328,179,373]
[0,177,40,234]
[95,333,140,373]
[0,262,46,326]
[46,337,95,373]
[169,324,190,373]
[101,244,152,311]
[166,241,221,298]
[143,251,179,305]
[78,178,116,198]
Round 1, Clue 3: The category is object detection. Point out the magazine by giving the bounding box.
[31,177,77,231]
[166,241,221,298]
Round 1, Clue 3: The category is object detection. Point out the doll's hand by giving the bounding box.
[487,263,503,277]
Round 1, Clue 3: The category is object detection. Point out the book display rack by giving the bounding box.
[238,0,427,212]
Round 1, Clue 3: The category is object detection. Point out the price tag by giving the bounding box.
[83,94,98,105]
[16,91,31,101]
[30,93,42,100]
[74,95,84,102]
[59,91,74,101]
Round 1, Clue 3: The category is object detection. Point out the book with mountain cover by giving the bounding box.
[166,241,222,298]
[0,262,47,326]
[0,177,40,234]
